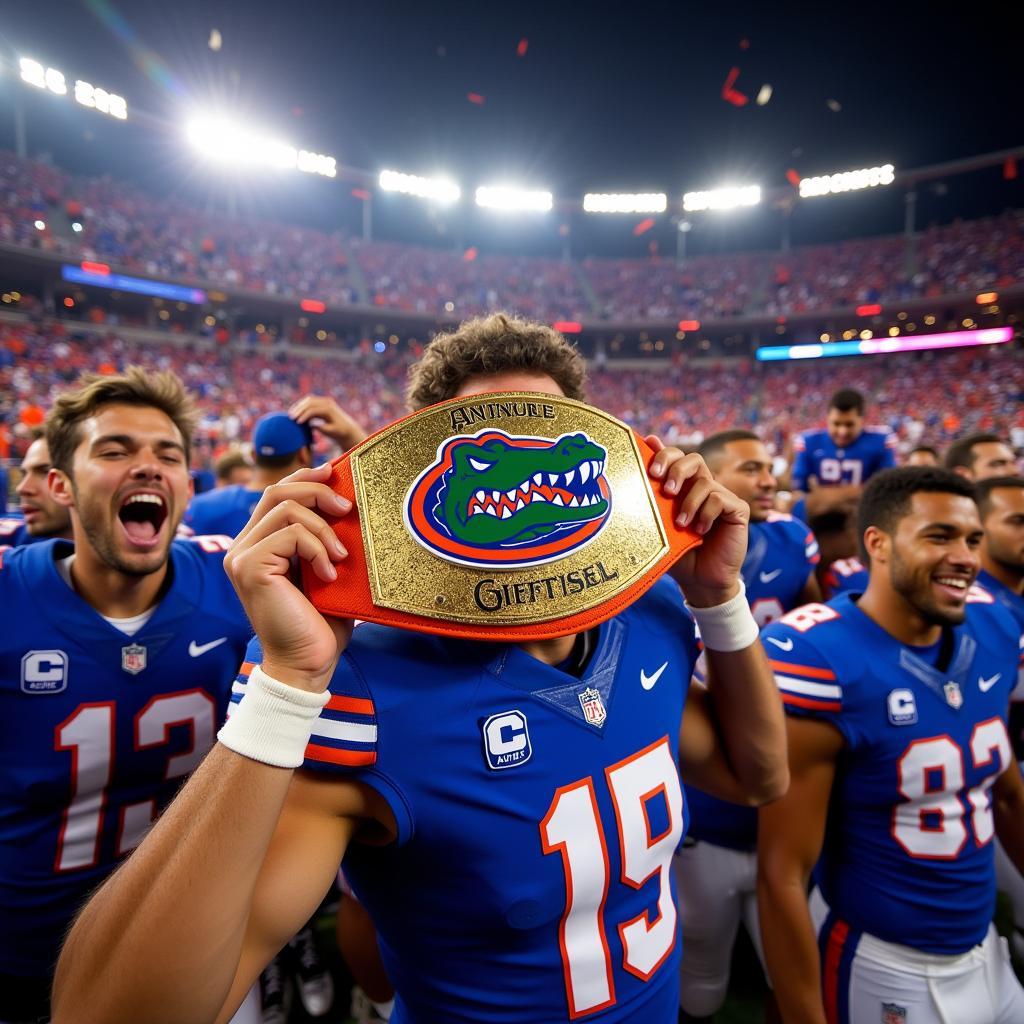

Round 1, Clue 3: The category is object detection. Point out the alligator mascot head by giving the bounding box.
[404,429,612,569]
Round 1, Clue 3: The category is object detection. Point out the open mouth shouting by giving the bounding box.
[117,491,169,550]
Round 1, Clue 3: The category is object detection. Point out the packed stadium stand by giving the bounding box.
[4,320,1021,473]
[3,151,1023,324]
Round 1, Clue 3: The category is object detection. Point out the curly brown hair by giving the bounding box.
[46,366,198,475]
[406,313,588,411]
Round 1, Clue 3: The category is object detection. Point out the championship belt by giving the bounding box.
[303,391,702,640]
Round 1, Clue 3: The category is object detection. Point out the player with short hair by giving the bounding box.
[0,430,73,548]
[945,432,1018,482]
[758,467,1024,1024]
[54,313,788,1024]
[675,429,820,1022]
[791,388,897,520]
[0,368,251,1023]
[215,450,254,489]
[906,445,940,467]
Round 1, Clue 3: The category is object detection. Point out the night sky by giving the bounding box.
[1,0,1021,258]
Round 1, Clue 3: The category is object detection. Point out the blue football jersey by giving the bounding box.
[823,556,870,598]
[237,577,699,1024]
[762,589,1018,954]
[790,427,896,493]
[183,484,264,538]
[685,512,819,851]
[0,536,251,977]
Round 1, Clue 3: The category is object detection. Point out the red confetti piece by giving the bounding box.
[467,92,486,105]
[351,188,371,201]
[81,261,110,275]
[553,321,582,334]
[856,303,882,317]
[300,299,326,314]
[739,38,750,50]
[785,168,801,188]
[517,37,529,57]
[678,319,700,332]
[722,67,748,106]
[1004,157,1018,180]
[462,247,478,262]
[633,218,656,236]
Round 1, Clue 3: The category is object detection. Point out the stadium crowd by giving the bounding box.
[3,320,1021,476]
[3,151,1024,323]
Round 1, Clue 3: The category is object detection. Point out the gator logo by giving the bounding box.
[404,429,612,569]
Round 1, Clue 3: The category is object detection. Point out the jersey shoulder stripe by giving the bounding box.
[769,658,842,710]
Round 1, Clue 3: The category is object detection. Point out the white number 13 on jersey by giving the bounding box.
[540,736,683,1018]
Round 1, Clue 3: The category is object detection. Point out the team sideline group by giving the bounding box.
[2,313,1024,1024]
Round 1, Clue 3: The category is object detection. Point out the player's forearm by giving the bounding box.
[994,777,1024,875]
[703,643,789,803]
[757,872,828,1024]
[53,744,293,1024]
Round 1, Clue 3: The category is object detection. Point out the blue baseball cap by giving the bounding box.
[252,412,313,458]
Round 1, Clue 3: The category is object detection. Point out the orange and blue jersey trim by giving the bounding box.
[770,658,842,713]
[818,909,860,1024]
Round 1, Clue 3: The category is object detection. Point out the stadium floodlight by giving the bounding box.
[755,326,1012,362]
[379,170,461,204]
[682,185,761,213]
[475,185,553,212]
[583,193,667,214]
[19,57,128,119]
[799,164,894,198]
[185,118,336,177]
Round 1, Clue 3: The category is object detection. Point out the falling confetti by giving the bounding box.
[208,28,222,51]
[436,45,447,58]
[467,92,486,105]
[756,83,772,106]
[517,37,529,57]
[785,168,801,188]
[827,98,842,112]
[1004,157,1018,180]
[722,67,748,106]
[739,38,750,50]
[633,218,656,236]
[463,246,478,261]
[351,188,371,201]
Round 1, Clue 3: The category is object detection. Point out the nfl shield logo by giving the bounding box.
[121,643,147,675]
[944,681,963,709]
[881,1003,907,1024]
[578,687,607,727]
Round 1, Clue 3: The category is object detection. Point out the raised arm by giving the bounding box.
[647,438,788,805]
[53,464,361,1024]
[757,715,843,1024]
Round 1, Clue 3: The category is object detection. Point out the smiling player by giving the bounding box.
[759,467,1024,1024]
[0,368,251,1023]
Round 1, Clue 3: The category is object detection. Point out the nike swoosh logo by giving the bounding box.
[979,673,1002,693]
[760,569,782,583]
[189,637,228,658]
[766,637,794,651]
[640,661,669,691]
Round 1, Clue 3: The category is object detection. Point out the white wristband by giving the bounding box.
[687,580,760,653]
[218,664,330,768]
